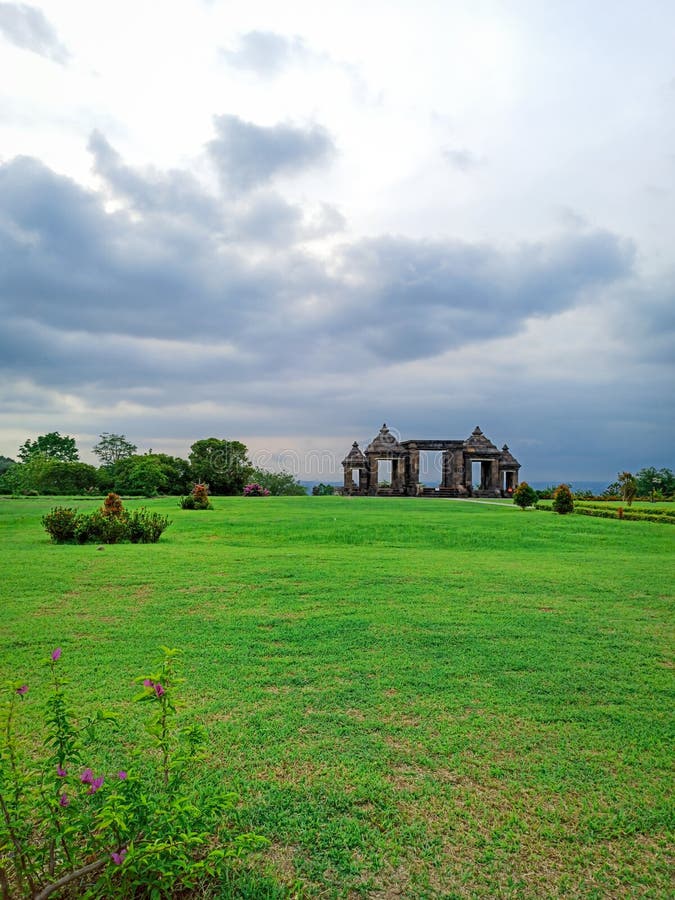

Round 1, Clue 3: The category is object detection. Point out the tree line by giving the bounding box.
[0,432,307,496]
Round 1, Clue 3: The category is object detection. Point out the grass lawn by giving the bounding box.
[1,496,673,898]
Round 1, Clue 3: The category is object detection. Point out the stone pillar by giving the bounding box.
[408,446,420,490]
[367,455,378,494]
[491,459,500,493]
[343,466,353,493]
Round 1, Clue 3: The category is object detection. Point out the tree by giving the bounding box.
[312,483,335,496]
[634,467,675,500]
[512,482,537,509]
[188,439,252,495]
[251,469,307,496]
[18,432,79,463]
[0,458,97,494]
[0,456,15,476]
[109,454,191,496]
[92,433,137,467]
[618,471,637,507]
[552,483,574,515]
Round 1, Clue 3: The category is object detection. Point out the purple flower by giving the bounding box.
[117,770,127,780]
[143,678,153,688]
[51,648,62,661]
[111,848,127,865]
[154,682,165,698]
[59,793,69,807]
[87,776,104,795]
[80,768,94,785]
[16,685,28,695]
[56,764,67,777]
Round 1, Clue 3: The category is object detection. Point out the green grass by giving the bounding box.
[1,496,673,898]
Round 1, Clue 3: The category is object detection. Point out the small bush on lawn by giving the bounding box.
[0,646,267,898]
[41,507,80,543]
[552,483,574,515]
[513,482,538,509]
[179,483,212,510]
[43,496,171,544]
[243,483,270,497]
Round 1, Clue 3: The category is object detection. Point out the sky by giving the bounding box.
[0,0,673,483]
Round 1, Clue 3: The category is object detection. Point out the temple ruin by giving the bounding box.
[341,424,520,498]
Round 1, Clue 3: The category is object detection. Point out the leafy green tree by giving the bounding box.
[110,454,192,496]
[0,455,15,476]
[618,471,637,507]
[634,467,675,499]
[0,458,97,494]
[312,483,335,496]
[552,483,574,515]
[188,439,252,495]
[18,432,79,463]
[512,482,537,509]
[92,433,137,467]
[251,469,307,495]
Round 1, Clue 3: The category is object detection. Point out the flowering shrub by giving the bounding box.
[552,483,574,515]
[0,647,266,898]
[43,496,171,544]
[179,483,212,510]
[512,482,538,510]
[243,483,270,497]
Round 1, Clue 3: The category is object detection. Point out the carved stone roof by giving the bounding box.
[342,441,366,467]
[463,426,500,455]
[499,444,520,468]
[366,423,406,456]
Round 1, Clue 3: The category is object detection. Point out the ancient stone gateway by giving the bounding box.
[341,424,521,498]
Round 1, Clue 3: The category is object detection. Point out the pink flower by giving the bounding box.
[111,848,127,866]
[59,793,69,807]
[143,678,153,688]
[117,771,127,780]
[87,776,104,795]
[154,682,165,698]
[56,764,67,777]
[51,648,62,661]
[80,768,94,784]
[16,685,28,695]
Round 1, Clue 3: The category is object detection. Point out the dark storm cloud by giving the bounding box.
[220,30,308,77]
[332,232,634,359]
[207,115,335,191]
[0,136,656,475]
[0,2,69,63]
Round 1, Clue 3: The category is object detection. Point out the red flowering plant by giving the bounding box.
[243,483,270,496]
[0,646,266,898]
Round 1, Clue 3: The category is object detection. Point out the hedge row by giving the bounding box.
[573,506,675,525]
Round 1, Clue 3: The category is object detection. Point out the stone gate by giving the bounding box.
[341,424,520,498]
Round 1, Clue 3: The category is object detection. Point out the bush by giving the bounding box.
[0,646,266,898]
[312,483,335,496]
[552,484,574,515]
[102,492,124,517]
[179,483,212,510]
[127,509,172,543]
[243,483,270,497]
[42,507,80,543]
[44,497,171,545]
[513,482,538,509]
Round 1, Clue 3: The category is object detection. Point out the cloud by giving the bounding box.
[0,2,69,63]
[442,148,483,171]
[220,30,308,77]
[0,141,670,478]
[207,114,336,192]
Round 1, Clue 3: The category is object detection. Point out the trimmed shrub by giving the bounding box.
[128,509,171,543]
[42,507,80,543]
[243,483,270,496]
[513,482,538,509]
[552,483,574,515]
[179,483,212,510]
[102,492,124,517]
[44,497,172,544]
